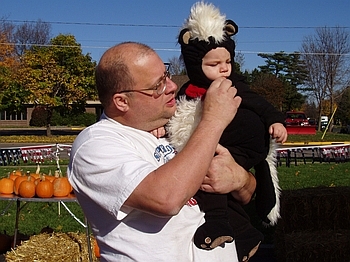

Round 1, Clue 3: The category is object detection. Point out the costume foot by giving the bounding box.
[194,220,234,250]
[242,241,261,262]
[235,227,263,262]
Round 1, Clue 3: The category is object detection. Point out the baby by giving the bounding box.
[166,2,287,261]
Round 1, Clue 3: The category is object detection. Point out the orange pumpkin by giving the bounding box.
[13,175,29,195]
[18,176,36,198]
[53,171,72,197]
[45,175,56,183]
[30,173,41,180]
[94,239,101,258]
[36,176,54,198]
[9,170,21,181]
[30,164,42,180]
[0,176,14,194]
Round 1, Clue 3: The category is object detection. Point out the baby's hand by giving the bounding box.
[269,123,288,143]
[149,126,166,138]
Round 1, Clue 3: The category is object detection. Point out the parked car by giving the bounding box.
[285,111,310,126]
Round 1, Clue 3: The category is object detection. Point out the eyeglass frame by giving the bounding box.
[117,69,172,96]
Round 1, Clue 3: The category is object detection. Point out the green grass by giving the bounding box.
[1,132,350,242]
[278,161,350,189]
[1,161,350,239]
[287,131,350,142]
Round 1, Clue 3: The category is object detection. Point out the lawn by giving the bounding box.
[1,132,350,245]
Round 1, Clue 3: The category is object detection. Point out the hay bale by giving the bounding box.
[277,186,350,233]
[275,229,350,262]
[5,232,98,262]
[274,186,350,262]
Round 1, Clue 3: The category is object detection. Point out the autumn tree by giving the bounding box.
[301,26,350,130]
[250,71,284,111]
[0,20,22,113]
[16,34,97,136]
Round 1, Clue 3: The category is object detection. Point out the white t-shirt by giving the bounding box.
[68,113,238,262]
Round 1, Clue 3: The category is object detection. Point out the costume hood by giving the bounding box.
[178,2,238,88]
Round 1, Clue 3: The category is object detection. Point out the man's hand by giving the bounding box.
[200,144,256,204]
[202,78,242,131]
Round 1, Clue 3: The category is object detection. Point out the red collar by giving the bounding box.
[185,84,207,98]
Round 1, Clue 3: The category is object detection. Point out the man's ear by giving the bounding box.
[112,93,129,112]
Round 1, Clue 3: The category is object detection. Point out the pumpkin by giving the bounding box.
[0,175,14,194]
[94,238,101,258]
[13,174,29,195]
[36,176,54,198]
[53,171,72,197]
[18,176,36,198]
[45,170,56,183]
[9,170,21,181]
[30,164,42,180]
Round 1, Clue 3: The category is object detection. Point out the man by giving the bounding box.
[68,42,256,261]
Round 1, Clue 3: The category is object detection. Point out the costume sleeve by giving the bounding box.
[232,74,285,128]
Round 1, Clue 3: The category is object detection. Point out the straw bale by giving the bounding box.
[277,186,350,233]
[274,186,350,262]
[275,229,350,262]
[5,232,98,262]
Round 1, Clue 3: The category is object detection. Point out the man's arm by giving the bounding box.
[125,78,242,216]
[200,144,256,205]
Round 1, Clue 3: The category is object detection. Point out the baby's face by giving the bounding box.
[202,47,232,81]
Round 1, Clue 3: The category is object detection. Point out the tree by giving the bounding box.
[0,21,21,112]
[234,51,245,74]
[13,19,51,56]
[252,51,306,112]
[250,71,284,111]
[335,86,350,126]
[257,52,308,112]
[301,26,350,130]
[16,34,97,136]
[168,56,185,75]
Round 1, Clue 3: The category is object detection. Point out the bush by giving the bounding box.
[29,107,48,127]
[30,108,97,127]
[51,111,96,126]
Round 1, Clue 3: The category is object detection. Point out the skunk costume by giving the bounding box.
[166,2,285,261]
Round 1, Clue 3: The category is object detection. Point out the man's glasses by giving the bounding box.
[118,70,172,96]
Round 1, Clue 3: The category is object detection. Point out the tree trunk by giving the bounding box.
[46,107,53,137]
[46,123,52,137]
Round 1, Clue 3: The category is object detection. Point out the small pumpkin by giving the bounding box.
[13,174,29,195]
[45,170,56,183]
[94,238,101,258]
[0,175,14,194]
[36,176,54,198]
[53,170,72,197]
[30,164,42,180]
[18,176,36,198]
[9,170,21,181]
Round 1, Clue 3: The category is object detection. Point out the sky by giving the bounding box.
[1,0,349,71]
